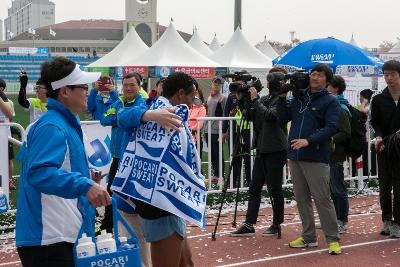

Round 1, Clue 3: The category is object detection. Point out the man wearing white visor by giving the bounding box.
[16,57,111,267]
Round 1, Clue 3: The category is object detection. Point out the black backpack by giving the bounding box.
[344,104,367,159]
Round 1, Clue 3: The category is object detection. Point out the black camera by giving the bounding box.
[223,71,263,98]
[266,70,309,94]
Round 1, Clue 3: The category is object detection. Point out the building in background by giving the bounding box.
[0,20,3,41]
[4,0,55,40]
[125,0,158,46]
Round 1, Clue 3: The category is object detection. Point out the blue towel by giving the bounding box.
[111,96,207,228]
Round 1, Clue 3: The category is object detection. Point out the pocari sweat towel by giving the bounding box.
[111,96,207,227]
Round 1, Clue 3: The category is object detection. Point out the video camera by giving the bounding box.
[223,71,263,100]
[266,70,309,95]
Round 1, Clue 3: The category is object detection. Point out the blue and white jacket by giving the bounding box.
[87,88,119,120]
[100,95,144,159]
[16,98,95,246]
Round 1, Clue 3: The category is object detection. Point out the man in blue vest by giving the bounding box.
[16,57,111,267]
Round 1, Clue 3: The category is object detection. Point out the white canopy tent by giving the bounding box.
[208,34,222,52]
[349,33,358,47]
[88,26,148,68]
[123,22,219,67]
[389,39,400,52]
[210,28,273,96]
[257,35,279,60]
[188,29,213,57]
[210,28,272,69]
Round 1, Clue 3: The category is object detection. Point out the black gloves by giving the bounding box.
[20,72,28,88]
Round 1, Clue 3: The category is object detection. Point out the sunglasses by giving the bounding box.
[67,84,89,90]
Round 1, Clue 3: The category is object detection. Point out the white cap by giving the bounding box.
[51,64,101,90]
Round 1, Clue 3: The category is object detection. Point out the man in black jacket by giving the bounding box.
[231,67,288,237]
[371,60,400,239]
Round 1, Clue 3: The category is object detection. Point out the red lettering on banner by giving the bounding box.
[124,66,148,78]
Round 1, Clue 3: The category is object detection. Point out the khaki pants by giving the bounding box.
[289,160,339,244]
[118,212,152,267]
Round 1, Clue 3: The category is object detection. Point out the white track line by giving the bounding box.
[0,261,20,267]
[216,238,398,267]
[187,211,381,239]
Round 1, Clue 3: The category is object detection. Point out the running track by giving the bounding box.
[1,195,399,266]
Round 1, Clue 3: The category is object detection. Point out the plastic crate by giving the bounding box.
[74,197,141,267]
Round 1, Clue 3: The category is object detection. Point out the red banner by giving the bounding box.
[172,67,214,78]
[123,66,148,78]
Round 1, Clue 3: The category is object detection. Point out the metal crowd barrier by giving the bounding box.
[194,116,378,194]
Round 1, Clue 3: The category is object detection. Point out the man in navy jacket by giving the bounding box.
[277,63,341,255]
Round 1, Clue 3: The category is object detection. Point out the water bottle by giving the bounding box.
[0,188,8,214]
[119,236,136,250]
[76,233,96,258]
[96,230,116,254]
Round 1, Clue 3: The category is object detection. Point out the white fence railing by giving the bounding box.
[0,117,378,202]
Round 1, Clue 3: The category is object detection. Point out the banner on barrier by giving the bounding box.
[81,123,112,187]
[0,125,9,207]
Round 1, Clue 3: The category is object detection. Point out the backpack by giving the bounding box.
[344,104,367,159]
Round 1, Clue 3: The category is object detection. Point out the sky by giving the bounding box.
[0,0,399,48]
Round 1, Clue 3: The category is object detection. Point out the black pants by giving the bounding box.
[378,152,400,225]
[246,151,287,225]
[100,157,120,232]
[17,242,74,267]
[205,134,225,178]
[232,129,251,187]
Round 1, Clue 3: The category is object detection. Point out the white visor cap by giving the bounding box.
[51,64,101,90]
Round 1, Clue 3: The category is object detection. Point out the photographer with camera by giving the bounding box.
[277,63,342,255]
[230,67,288,237]
[87,76,119,120]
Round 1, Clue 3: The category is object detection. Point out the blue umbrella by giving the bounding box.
[273,37,384,75]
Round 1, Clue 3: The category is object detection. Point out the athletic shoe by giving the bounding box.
[262,224,281,237]
[328,241,341,255]
[380,220,392,236]
[289,237,318,248]
[230,223,255,237]
[338,221,348,234]
[389,223,400,238]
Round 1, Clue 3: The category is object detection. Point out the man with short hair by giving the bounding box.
[371,60,400,238]
[277,63,342,254]
[16,57,111,267]
[87,77,119,120]
[327,75,351,234]
[231,67,288,237]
